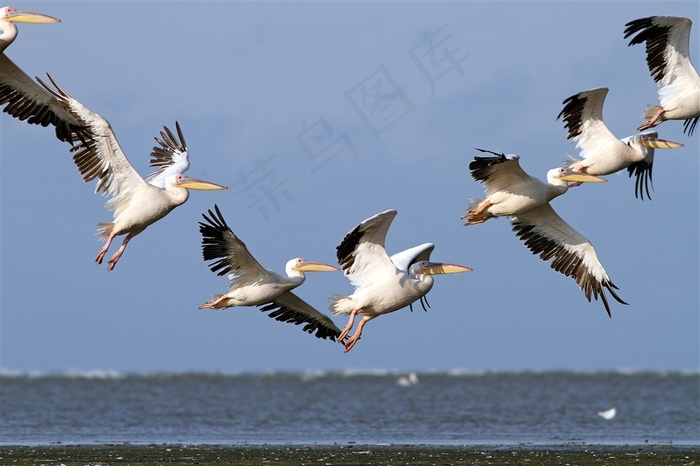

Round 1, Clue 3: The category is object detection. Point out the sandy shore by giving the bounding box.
[1,444,698,465]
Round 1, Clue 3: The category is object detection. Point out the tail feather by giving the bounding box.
[96,222,114,241]
[328,294,353,316]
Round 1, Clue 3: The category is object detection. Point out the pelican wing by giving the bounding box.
[0,55,85,143]
[557,87,621,159]
[390,243,435,273]
[199,205,270,288]
[259,292,342,340]
[144,122,190,189]
[469,150,533,196]
[624,16,697,88]
[336,209,399,287]
[37,75,149,207]
[510,203,627,317]
[622,134,655,200]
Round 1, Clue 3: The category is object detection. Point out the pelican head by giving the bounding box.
[623,131,684,151]
[409,261,473,276]
[289,258,339,272]
[172,174,228,191]
[1,6,60,24]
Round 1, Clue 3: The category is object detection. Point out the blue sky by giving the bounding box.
[2,1,698,374]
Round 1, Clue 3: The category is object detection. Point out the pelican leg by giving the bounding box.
[344,316,372,353]
[107,233,134,271]
[95,231,118,265]
[338,308,359,343]
[461,200,492,225]
[198,294,228,310]
[638,106,665,131]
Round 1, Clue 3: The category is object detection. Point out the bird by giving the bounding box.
[0,6,86,143]
[330,209,472,353]
[37,74,227,270]
[462,149,626,317]
[597,407,617,420]
[197,204,342,341]
[624,16,700,135]
[558,87,684,200]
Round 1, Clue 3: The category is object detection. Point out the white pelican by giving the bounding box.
[0,6,86,143]
[330,209,472,353]
[198,204,342,341]
[37,74,227,270]
[462,149,626,317]
[558,87,684,200]
[597,407,617,420]
[624,16,700,135]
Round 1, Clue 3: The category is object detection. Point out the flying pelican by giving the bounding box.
[198,204,342,341]
[624,16,700,135]
[0,6,86,143]
[462,149,626,317]
[37,74,227,270]
[330,209,472,353]
[558,87,684,200]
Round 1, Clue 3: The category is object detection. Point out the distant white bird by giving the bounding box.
[0,6,86,143]
[397,372,419,386]
[330,209,472,353]
[624,16,700,135]
[38,75,227,270]
[598,407,617,420]
[558,87,684,200]
[198,205,342,341]
[462,149,626,317]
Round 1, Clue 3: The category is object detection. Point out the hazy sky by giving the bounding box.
[2,1,698,374]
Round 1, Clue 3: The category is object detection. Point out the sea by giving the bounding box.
[1,370,698,447]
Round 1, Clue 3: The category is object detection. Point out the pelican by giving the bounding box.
[462,149,626,317]
[0,6,86,143]
[37,75,227,270]
[558,87,684,199]
[198,205,342,341]
[624,16,700,135]
[330,209,472,353]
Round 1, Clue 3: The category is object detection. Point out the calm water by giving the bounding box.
[1,370,698,446]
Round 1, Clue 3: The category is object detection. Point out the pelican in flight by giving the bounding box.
[558,87,684,199]
[330,209,472,353]
[624,16,700,135]
[0,6,85,143]
[38,75,227,270]
[462,149,626,317]
[198,205,342,341]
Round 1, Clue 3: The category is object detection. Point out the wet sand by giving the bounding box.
[1,444,698,465]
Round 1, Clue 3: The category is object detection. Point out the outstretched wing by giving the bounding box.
[625,16,697,87]
[0,56,86,143]
[469,149,533,197]
[557,87,622,160]
[199,204,270,289]
[510,203,627,317]
[336,209,399,288]
[37,74,148,212]
[259,292,342,341]
[145,122,190,188]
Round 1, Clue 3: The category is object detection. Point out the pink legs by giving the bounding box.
[198,294,228,310]
[338,309,373,353]
[95,232,134,271]
[461,200,493,226]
